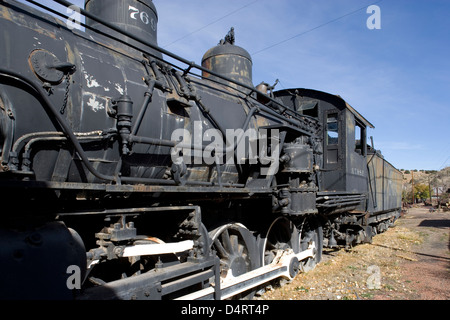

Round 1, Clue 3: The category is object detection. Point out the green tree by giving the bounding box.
[414,183,431,202]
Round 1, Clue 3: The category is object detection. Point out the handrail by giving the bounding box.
[22,0,319,134]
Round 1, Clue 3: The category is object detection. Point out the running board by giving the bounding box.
[176,248,314,300]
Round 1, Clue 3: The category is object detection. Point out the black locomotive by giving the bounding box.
[0,0,402,300]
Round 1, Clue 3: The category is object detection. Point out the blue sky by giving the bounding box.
[16,0,450,171]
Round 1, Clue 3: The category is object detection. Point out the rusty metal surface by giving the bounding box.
[367,152,402,213]
[201,28,253,89]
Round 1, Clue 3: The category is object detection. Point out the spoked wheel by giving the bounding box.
[262,217,299,266]
[299,217,323,272]
[209,223,260,299]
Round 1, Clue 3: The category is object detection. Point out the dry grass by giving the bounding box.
[258,223,424,300]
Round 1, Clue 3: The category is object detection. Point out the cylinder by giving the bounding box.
[281,143,314,173]
[85,0,161,56]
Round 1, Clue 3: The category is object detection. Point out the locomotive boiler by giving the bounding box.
[0,0,402,300]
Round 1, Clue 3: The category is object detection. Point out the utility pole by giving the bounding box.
[437,185,440,210]
[428,176,432,205]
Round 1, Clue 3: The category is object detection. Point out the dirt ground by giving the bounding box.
[258,206,450,300]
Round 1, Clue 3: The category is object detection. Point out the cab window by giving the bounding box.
[354,121,366,156]
[327,114,339,145]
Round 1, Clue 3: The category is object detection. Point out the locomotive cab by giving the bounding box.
[322,98,373,195]
[274,88,374,197]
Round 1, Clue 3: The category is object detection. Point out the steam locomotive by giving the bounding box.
[0,0,402,300]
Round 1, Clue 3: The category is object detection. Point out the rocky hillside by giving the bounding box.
[400,167,450,204]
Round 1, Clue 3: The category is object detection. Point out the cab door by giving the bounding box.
[322,110,344,191]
